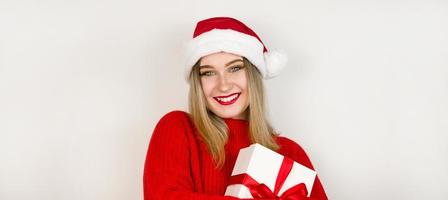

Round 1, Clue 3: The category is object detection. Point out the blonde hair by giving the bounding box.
[188,57,280,168]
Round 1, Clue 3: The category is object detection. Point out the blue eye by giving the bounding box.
[229,66,243,72]
[200,71,215,76]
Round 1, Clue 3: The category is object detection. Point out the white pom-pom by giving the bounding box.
[263,50,288,79]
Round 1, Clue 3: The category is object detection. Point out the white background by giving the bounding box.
[1,0,447,199]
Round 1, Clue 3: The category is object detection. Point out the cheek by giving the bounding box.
[236,74,248,91]
[201,79,214,97]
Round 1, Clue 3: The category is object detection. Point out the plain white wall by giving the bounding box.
[1,0,447,199]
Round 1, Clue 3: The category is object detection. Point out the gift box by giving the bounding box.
[225,143,317,199]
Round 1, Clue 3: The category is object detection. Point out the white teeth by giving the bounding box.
[217,94,238,102]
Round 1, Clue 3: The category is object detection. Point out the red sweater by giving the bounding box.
[143,110,328,200]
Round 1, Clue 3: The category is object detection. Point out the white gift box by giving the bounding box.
[225,143,317,198]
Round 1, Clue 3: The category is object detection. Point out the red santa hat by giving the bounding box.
[184,17,287,82]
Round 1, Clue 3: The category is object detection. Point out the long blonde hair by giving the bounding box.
[188,57,280,168]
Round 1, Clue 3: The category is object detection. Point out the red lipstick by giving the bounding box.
[213,93,240,105]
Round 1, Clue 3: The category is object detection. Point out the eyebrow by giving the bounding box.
[199,59,244,69]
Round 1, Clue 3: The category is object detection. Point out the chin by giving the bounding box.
[207,99,248,119]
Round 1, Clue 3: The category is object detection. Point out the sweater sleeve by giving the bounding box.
[276,137,329,200]
[143,111,239,200]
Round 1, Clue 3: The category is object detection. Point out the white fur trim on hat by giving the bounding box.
[184,29,266,82]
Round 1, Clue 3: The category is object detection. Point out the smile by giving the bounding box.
[214,93,240,105]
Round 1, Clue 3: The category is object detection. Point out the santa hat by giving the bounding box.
[184,17,287,82]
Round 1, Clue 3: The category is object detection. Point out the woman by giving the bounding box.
[143,17,328,200]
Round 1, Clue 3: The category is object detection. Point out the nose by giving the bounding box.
[218,73,232,92]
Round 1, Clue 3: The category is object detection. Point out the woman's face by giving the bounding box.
[199,52,249,120]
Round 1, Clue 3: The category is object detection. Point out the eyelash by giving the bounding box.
[199,65,244,76]
[200,71,214,76]
[229,66,243,72]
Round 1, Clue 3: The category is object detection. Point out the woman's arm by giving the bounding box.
[276,137,329,200]
[143,111,239,200]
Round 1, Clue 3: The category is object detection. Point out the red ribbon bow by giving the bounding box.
[228,157,309,200]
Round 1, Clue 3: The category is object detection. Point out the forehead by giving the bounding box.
[199,52,243,67]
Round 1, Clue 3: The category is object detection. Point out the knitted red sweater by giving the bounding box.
[143,111,328,200]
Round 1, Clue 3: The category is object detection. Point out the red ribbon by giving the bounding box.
[228,157,309,200]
